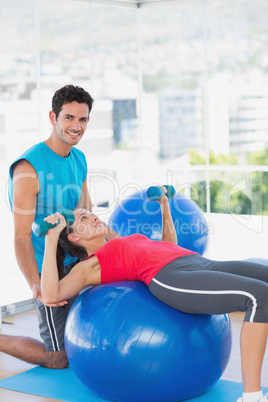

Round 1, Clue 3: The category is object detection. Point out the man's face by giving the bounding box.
[52,101,90,146]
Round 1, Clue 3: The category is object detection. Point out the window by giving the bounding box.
[1,0,268,304]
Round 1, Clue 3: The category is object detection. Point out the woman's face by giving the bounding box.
[71,209,106,240]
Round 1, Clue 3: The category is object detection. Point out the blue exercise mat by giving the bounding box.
[0,366,267,402]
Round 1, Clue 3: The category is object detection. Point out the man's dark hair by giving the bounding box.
[52,85,94,119]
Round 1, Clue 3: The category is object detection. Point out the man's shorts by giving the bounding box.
[34,260,79,352]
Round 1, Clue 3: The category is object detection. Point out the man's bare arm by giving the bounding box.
[12,160,41,299]
[76,178,92,211]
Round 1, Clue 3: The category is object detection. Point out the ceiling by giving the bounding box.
[87,0,188,8]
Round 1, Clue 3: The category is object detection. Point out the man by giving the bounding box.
[2,85,116,369]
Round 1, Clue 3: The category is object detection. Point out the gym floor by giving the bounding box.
[0,309,267,401]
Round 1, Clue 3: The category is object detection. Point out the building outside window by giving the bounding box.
[1,0,268,305]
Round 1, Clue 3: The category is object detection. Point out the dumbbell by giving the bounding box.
[32,208,75,237]
[146,185,176,201]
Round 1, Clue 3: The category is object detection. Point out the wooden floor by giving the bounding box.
[0,310,267,401]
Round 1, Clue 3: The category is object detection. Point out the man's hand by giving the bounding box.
[32,282,42,301]
[32,282,68,307]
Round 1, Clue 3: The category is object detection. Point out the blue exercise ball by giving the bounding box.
[65,281,232,402]
[108,189,208,255]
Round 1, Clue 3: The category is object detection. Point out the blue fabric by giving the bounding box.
[0,366,267,402]
[8,142,87,271]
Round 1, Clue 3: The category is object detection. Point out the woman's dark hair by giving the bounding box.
[56,226,87,279]
[52,85,94,119]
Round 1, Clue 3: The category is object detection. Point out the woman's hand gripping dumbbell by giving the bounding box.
[146,185,175,201]
[32,208,75,237]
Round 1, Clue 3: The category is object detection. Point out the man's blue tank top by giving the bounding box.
[8,142,87,272]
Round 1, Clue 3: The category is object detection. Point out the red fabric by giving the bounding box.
[86,234,197,285]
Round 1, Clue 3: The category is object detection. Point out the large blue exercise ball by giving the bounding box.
[65,281,232,402]
[108,189,208,255]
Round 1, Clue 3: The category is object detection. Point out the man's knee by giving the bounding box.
[44,350,69,369]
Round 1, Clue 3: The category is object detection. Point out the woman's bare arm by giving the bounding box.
[41,213,100,305]
[158,187,177,244]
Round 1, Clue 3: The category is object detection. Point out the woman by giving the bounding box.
[41,187,268,402]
